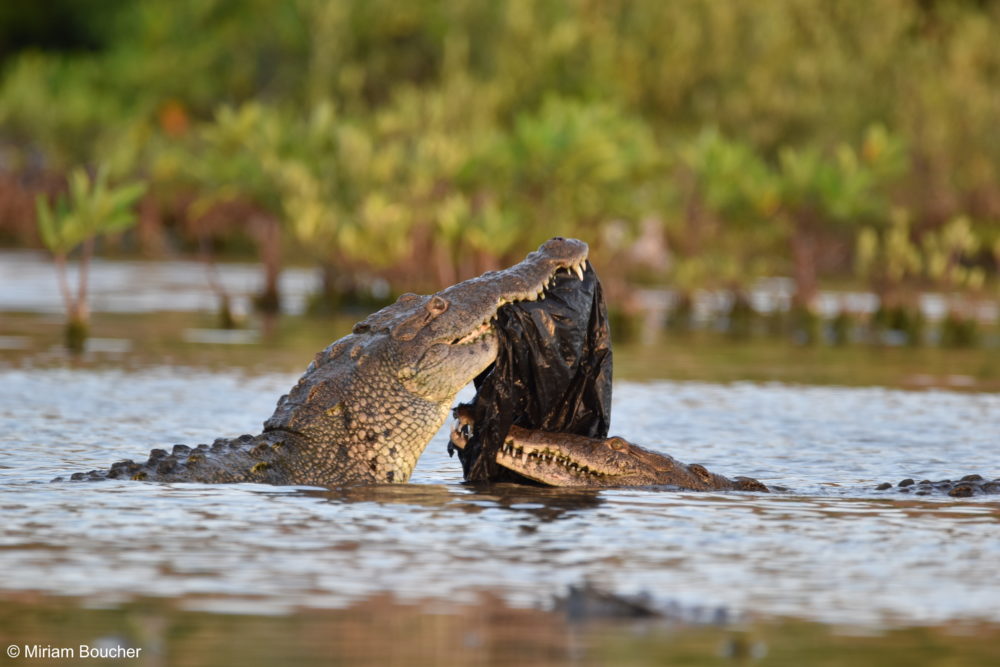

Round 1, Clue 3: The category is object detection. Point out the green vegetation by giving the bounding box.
[34,166,145,350]
[1,0,998,346]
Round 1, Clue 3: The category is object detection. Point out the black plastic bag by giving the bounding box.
[451,264,613,482]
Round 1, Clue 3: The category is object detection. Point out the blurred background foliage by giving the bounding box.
[1,0,998,326]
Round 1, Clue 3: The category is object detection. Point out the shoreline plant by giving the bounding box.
[35,166,146,351]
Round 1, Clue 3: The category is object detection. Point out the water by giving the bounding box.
[0,250,318,316]
[2,251,999,662]
[2,367,998,629]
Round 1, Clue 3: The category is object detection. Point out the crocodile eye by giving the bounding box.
[426,295,449,316]
[607,437,627,451]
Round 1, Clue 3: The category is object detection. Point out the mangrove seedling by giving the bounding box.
[35,166,146,352]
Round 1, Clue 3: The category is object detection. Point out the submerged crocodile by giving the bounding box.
[60,237,590,486]
[450,406,768,491]
[449,412,999,496]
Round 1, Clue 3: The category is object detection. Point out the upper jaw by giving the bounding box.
[438,238,589,347]
[495,438,617,483]
[493,257,590,306]
[444,259,591,349]
[451,419,622,484]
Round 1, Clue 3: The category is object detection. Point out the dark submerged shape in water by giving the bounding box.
[451,416,768,491]
[57,238,591,486]
[876,475,1000,498]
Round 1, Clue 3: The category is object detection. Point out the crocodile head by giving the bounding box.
[450,409,768,491]
[262,237,590,484]
[372,236,592,404]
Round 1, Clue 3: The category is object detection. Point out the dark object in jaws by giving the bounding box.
[450,263,613,482]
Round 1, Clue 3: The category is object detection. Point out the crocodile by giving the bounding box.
[59,237,590,486]
[448,261,998,498]
[449,410,1000,496]
[450,407,768,491]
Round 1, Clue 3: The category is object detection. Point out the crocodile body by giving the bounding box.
[60,238,590,486]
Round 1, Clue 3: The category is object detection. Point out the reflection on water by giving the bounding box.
[0,250,318,316]
[2,592,1000,666]
[1,368,998,634]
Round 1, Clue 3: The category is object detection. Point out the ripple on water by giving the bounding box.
[1,369,999,627]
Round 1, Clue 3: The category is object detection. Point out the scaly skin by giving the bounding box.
[61,238,591,486]
[873,475,1000,497]
[450,408,768,491]
[450,410,999,496]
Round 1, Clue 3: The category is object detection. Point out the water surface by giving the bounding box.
[2,250,999,662]
[2,368,997,629]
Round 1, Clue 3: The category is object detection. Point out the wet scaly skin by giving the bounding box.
[61,238,590,487]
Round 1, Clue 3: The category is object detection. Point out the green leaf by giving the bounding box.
[35,195,60,252]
